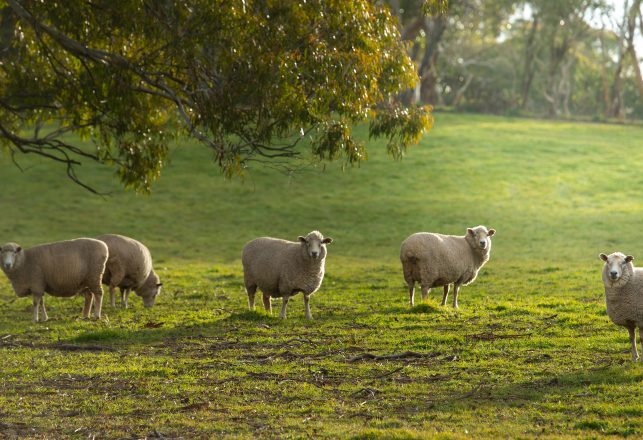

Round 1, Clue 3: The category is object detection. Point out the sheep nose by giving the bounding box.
[311,251,319,258]
[610,271,618,278]
[479,241,486,247]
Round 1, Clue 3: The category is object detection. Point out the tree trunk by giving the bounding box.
[418,15,447,104]
[452,73,474,107]
[599,28,612,117]
[560,56,574,117]
[545,29,570,118]
[626,0,643,99]
[610,0,630,119]
[521,14,539,109]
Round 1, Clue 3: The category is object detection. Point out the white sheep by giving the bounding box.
[242,230,333,319]
[599,252,643,361]
[400,225,495,308]
[97,234,162,308]
[0,239,108,322]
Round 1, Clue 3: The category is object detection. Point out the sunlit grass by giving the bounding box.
[0,113,642,438]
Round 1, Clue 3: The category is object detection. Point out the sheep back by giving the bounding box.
[97,234,154,292]
[9,239,108,297]
[400,232,484,287]
[242,237,324,297]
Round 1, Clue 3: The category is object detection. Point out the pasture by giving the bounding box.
[0,113,642,439]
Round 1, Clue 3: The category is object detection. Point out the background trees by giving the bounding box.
[390,0,643,119]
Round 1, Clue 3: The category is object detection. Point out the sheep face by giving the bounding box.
[141,287,161,308]
[599,252,633,282]
[139,272,162,308]
[466,226,495,251]
[298,231,333,260]
[0,243,23,272]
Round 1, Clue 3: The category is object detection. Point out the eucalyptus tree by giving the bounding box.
[0,0,432,193]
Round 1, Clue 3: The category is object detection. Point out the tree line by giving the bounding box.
[392,0,643,120]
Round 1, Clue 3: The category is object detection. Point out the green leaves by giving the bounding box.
[0,0,432,192]
[369,105,434,159]
[423,0,450,16]
[311,119,366,164]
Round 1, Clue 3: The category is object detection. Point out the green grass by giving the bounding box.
[1,113,642,438]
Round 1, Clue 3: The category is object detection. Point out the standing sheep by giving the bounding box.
[242,230,333,319]
[0,239,108,322]
[400,225,495,308]
[96,234,162,308]
[599,252,643,361]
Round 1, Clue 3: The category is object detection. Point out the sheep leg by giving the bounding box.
[420,285,430,302]
[92,291,103,319]
[452,284,461,309]
[109,285,117,307]
[639,327,643,362]
[262,293,272,314]
[246,284,257,310]
[107,263,125,308]
[303,294,313,320]
[441,285,450,306]
[121,288,131,309]
[628,326,639,362]
[408,282,415,307]
[82,292,93,318]
[31,293,44,322]
[39,296,48,322]
[279,295,290,319]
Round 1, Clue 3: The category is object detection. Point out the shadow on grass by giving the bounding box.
[386,364,642,438]
[410,303,443,314]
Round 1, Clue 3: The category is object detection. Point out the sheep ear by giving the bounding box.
[599,253,608,262]
[298,236,307,243]
[625,255,634,263]
[322,237,333,244]
[156,283,163,287]
[487,229,495,237]
[467,228,475,236]
[16,246,22,253]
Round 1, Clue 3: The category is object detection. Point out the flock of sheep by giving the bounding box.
[1,226,642,361]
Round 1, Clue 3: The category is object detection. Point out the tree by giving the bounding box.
[625,0,643,98]
[0,0,432,193]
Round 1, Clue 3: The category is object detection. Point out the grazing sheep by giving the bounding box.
[400,225,495,308]
[599,252,643,361]
[96,234,162,308]
[0,239,108,322]
[242,230,333,319]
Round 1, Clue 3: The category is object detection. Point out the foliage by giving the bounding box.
[423,0,450,15]
[2,113,643,438]
[393,0,643,121]
[0,0,432,192]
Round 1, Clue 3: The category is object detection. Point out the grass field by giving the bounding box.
[1,112,642,439]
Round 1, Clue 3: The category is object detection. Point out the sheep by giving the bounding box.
[242,230,333,319]
[400,225,495,308]
[0,239,108,322]
[96,234,162,309]
[599,252,643,361]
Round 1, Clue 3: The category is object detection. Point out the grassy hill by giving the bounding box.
[0,113,642,438]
